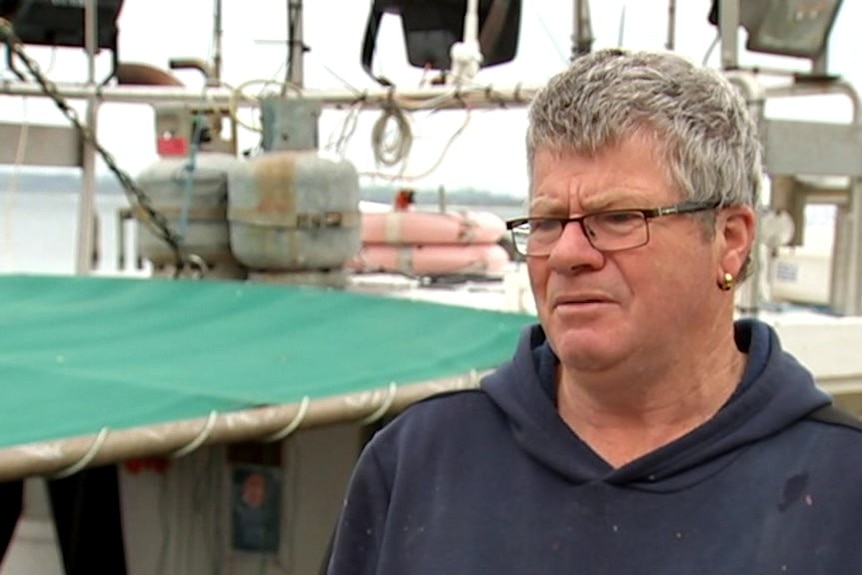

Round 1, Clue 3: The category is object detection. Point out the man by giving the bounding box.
[325,49,862,574]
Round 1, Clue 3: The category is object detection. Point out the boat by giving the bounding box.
[1,1,862,574]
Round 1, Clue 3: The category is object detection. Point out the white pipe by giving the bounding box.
[0,82,541,110]
[75,0,99,276]
[464,0,479,43]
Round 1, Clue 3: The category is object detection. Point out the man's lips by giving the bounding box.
[551,293,615,308]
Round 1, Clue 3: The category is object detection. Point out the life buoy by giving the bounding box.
[361,210,506,245]
[349,243,510,277]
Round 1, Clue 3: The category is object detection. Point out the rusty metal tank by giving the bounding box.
[227,152,361,271]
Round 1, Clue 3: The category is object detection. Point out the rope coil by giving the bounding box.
[371,104,413,168]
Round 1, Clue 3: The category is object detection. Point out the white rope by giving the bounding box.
[263,396,311,442]
[170,410,218,458]
[360,382,398,425]
[51,426,109,479]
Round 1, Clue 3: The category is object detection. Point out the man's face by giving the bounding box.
[527,136,731,375]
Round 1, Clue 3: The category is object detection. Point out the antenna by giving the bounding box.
[617,3,626,47]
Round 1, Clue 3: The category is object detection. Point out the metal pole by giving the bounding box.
[848,177,862,315]
[666,0,676,51]
[286,0,304,89]
[572,0,593,60]
[0,81,541,109]
[812,44,829,77]
[75,0,99,275]
[718,0,739,70]
[438,185,447,214]
[212,0,223,86]
[761,79,862,315]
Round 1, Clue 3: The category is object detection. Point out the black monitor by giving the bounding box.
[362,0,521,85]
[0,0,124,49]
[0,0,125,83]
[708,0,843,59]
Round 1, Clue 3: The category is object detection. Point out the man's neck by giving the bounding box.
[556,328,746,468]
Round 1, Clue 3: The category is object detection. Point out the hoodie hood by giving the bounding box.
[481,318,831,491]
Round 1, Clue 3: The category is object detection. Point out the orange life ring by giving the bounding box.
[349,244,510,277]
[361,210,506,245]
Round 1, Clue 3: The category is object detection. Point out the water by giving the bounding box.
[414,202,523,221]
[1,189,139,275]
[0,188,836,276]
[0,189,524,276]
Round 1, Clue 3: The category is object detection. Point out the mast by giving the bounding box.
[75,0,99,275]
[286,0,304,90]
[572,0,594,60]
[666,0,676,51]
[212,0,223,86]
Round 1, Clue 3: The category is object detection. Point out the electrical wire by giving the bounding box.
[361,103,472,182]
[228,78,304,133]
[703,31,721,66]
[178,0,225,244]
[325,100,363,157]
[529,4,568,65]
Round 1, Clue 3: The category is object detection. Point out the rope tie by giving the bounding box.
[263,396,311,442]
[360,382,398,425]
[52,427,110,479]
[170,410,218,458]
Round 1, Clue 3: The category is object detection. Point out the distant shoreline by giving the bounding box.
[0,174,526,207]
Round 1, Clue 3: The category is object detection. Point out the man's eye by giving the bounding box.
[601,212,641,224]
[529,219,559,233]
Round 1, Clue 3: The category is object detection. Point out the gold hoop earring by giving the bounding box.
[719,272,735,292]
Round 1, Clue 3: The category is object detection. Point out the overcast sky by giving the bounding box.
[1,0,860,197]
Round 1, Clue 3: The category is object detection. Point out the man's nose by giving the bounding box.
[547,219,604,269]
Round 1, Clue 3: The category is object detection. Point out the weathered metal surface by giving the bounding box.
[227,152,361,272]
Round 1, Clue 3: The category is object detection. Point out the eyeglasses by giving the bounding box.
[506,200,720,257]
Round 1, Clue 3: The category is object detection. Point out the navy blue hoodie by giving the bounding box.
[326,319,862,574]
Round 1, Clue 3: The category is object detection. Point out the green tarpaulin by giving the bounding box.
[0,274,533,460]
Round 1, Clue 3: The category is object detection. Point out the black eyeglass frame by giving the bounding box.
[505,200,721,256]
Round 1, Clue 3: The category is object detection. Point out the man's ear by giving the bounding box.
[716,205,756,278]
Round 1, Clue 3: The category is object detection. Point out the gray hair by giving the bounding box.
[526,49,763,209]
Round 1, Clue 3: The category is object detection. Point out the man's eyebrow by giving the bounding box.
[580,190,656,212]
[529,190,657,215]
[528,196,567,215]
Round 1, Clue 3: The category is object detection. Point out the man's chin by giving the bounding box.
[550,329,627,373]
